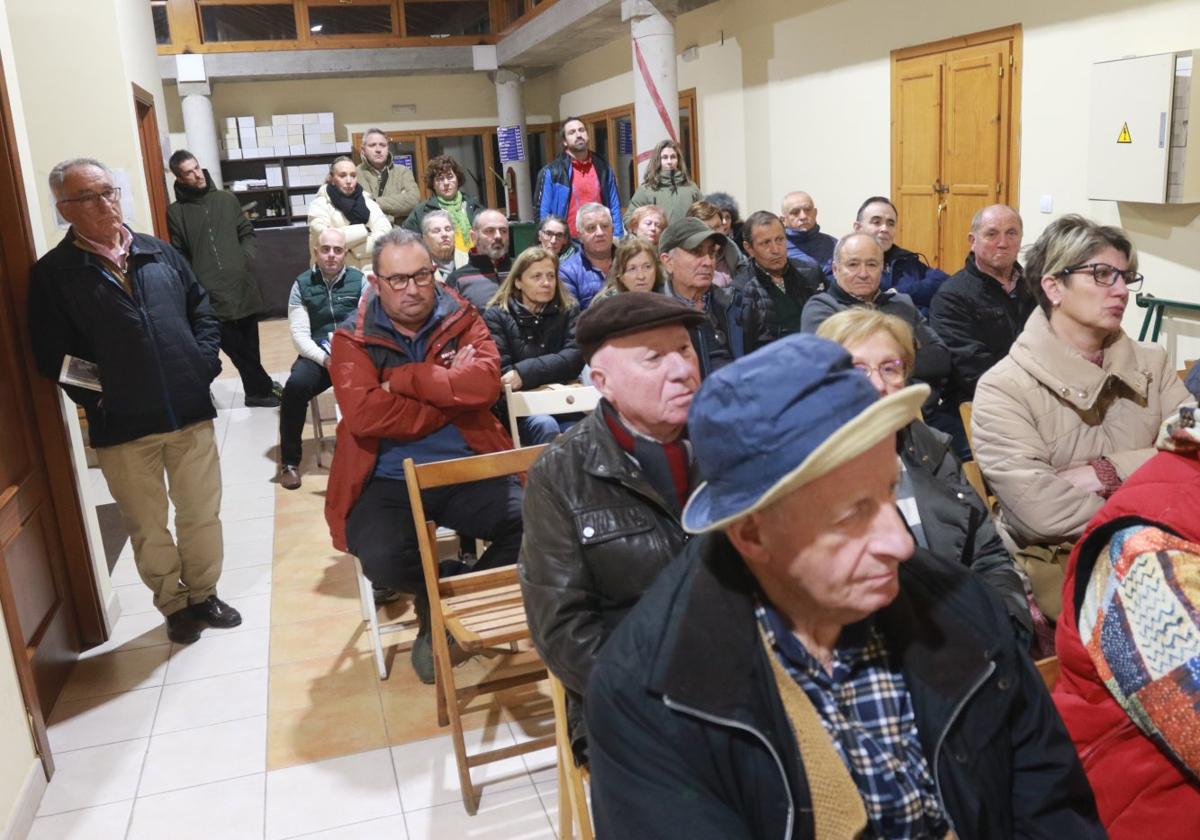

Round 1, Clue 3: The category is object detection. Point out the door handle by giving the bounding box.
[936,201,946,223]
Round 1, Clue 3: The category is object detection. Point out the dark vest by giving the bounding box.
[299,266,364,342]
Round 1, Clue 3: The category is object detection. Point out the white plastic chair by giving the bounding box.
[505,383,601,447]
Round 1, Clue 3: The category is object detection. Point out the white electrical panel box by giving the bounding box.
[1087,50,1200,203]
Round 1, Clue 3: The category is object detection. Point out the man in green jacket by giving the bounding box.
[167,150,279,407]
[356,128,419,226]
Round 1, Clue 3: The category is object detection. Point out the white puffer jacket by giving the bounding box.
[307,185,391,271]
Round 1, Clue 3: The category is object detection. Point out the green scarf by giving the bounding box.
[437,192,472,252]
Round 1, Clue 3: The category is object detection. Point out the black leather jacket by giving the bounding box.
[518,408,691,743]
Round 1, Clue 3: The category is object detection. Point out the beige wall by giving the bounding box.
[164,70,560,143]
[554,0,1200,361]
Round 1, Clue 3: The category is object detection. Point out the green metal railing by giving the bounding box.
[1136,293,1200,341]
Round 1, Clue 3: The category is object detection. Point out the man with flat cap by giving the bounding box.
[584,333,1104,839]
[658,216,745,375]
[520,292,705,761]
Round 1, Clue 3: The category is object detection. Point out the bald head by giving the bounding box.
[315,227,348,277]
[968,204,1023,280]
[471,209,510,261]
[781,191,818,231]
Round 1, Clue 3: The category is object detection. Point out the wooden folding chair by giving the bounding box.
[1036,656,1061,690]
[549,672,594,840]
[309,390,340,469]
[958,401,996,509]
[506,383,601,447]
[403,446,555,814]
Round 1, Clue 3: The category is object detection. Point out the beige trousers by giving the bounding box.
[97,420,223,616]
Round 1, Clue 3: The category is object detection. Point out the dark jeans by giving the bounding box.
[344,475,524,594]
[220,314,274,398]
[279,356,332,466]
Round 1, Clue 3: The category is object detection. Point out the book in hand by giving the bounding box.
[59,355,102,392]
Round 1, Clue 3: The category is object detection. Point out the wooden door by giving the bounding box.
[133,84,169,240]
[0,52,103,778]
[892,26,1021,271]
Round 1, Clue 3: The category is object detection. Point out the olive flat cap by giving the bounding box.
[576,292,705,361]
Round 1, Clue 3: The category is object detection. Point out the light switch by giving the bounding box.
[1039,195,1053,214]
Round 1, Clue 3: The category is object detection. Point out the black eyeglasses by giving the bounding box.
[58,187,121,206]
[1058,263,1143,291]
[379,267,436,290]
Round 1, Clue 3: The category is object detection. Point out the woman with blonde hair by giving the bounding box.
[484,246,583,444]
[307,155,390,271]
[594,237,666,303]
[624,139,703,228]
[627,204,667,246]
[817,307,1032,641]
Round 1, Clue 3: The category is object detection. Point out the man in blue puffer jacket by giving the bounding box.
[845,196,948,316]
[29,158,239,647]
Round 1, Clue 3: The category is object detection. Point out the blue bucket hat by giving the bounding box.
[681,334,929,533]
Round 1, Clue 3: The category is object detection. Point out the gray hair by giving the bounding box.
[832,232,882,265]
[970,204,1022,234]
[49,157,112,199]
[362,127,388,143]
[371,227,431,275]
[472,208,510,233]
[420,209,453,235]
[575,202,611,233]
[1023,214,1137,316]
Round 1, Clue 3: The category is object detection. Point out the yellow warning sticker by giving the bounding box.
[1117,122,1132,144]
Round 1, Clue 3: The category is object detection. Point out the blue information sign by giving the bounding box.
[617,121,633,156]
[393,154,414,171]
[497,125,526,164]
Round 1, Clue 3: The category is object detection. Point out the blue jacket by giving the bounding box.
[558,247,613,310]
[784,224,836,273]
[882,246,949,315]
[534,153,624,238]
[28,228,222,447]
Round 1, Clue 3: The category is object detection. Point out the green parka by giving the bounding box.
[167,171,261,322]
[356,160,419,225]
[623,170,703,228]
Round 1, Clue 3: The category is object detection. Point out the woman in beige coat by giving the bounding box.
[307,156,391,272]
[973,215,1191,616]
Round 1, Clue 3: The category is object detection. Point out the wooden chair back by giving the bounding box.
[1036,656,1061,691]
[549,672,594,840]
[958,401,997,509]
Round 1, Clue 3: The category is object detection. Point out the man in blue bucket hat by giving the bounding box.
[584,333,1102,839]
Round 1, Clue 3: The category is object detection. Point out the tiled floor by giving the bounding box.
[31,321,559,839]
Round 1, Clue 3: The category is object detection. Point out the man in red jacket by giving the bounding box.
[1053,414,1200,838]
[324,227,520,683]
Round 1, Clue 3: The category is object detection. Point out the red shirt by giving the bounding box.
[566,155,600,238]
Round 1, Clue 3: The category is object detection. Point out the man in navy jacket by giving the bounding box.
[29,158,240,645]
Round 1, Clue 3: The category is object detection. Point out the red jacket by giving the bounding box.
[1053,451,1200,838]
[324,287,512,552]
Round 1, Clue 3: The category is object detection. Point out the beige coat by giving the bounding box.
[307,186,391,272]
[973,307,1191,547]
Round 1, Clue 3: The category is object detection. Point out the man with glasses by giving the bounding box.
[356,127,419,226]
[929,205,1034,458]
[444,208,511,309]
[29,157,240,645]
[277,228,363,490]
[324,228,522,683]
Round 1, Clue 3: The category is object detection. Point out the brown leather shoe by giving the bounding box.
[279,465,301,490]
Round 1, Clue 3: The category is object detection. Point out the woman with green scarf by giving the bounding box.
[623,139,703,229]
[401,154,484,249]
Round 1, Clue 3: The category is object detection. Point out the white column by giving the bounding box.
[622,0,678,183]
[494,69,533,221]
[179,82,223,187]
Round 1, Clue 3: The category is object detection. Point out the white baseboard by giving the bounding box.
[1,759,47,840]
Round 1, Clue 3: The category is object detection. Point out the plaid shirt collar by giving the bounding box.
[756,600,950,839]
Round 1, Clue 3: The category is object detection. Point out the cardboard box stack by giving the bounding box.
[221,112,352,160]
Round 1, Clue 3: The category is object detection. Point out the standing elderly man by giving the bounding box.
[930,204,1034,411]
[733,210,827,352]
[853,196,949,315]
[585,333,1104,839]
[277,228,364,490]
[521,292,704,758]
[419,209,465,281]
[356,127,419,226]
[659,217,743,375]
[782,190,838,271]
[325,227,522,683]
[803,232,950,412]
[29,158,241,644]
[558,203,616,310]
[534,116,623,239]
[444,208,511,309]
[167,149,279,407]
